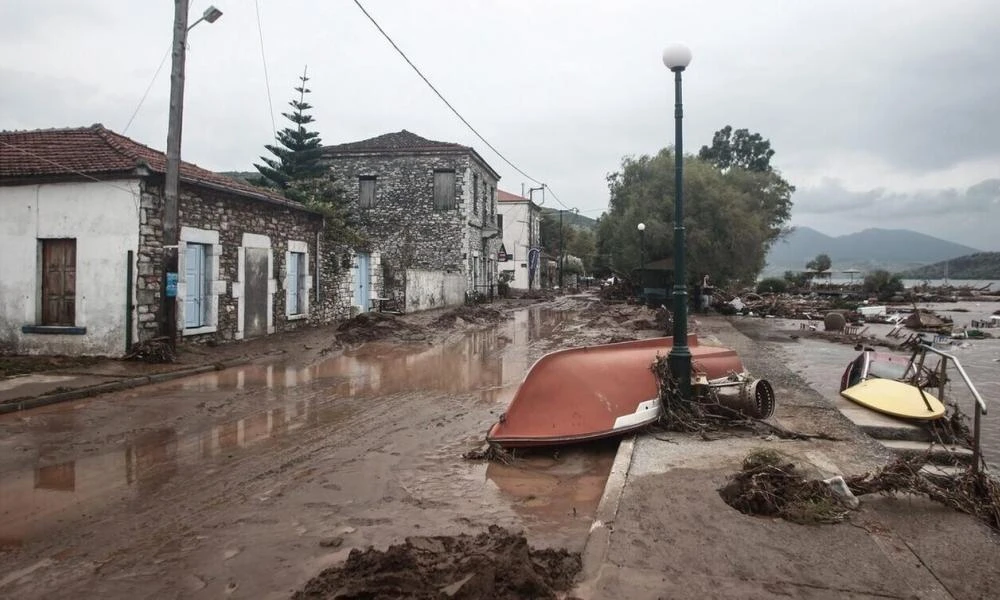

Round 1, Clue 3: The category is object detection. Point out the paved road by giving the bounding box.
[0,304,615,599]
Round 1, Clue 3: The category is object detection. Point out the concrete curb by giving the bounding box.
[0,357,250,415]
[576,434,637,593]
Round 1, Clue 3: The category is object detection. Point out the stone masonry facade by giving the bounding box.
[135,179,354,346]
[322,136,502,304]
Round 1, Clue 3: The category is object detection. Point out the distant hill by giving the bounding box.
[540,207,598,230]
[898,252,1000,279]
[765,227,980,273]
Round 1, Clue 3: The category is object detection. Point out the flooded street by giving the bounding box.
[0,304,613,599]
[753,299,1000,467]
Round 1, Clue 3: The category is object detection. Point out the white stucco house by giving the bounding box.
[496,190,542,290]
[0,124,372,357]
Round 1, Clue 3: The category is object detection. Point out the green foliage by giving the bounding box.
[698,125,776,173]
[254,67,325,193]
[783,270,810,288]
[566,228,597,273]
[863,270,905,300]
[806,253,832,273]
[289,176,362,247]
[598,144,794,286]
[756,277,788,294]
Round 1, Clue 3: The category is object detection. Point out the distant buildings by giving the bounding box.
[496,190,542,290]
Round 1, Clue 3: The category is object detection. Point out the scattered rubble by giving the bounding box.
[124,336,176,363]
[335,312,427,345]
[431,306,508,329]
[291,525,581,600]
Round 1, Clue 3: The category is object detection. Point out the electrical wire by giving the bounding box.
[353,0,574,209]
[123,45,171,134]
[255,0,278,140]
[0,140,142,212]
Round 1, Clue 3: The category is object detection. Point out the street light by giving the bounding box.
[637,222,646,302]
[162,1,222,348]
[662,42,692,398]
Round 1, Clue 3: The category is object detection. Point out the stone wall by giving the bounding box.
[323,150,501,309]
[134,179,353,347]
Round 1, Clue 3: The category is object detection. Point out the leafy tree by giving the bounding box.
[863,270,905,301]
[598,147,794,286]
[288,176,361,247]
[698,125,776,173]
[806,253,832,273]
[783,270,810,288]
[756,277,788,294]
[255,67,325,195]
[566,228,597,274]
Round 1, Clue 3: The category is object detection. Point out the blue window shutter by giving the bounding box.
[184,243,204,328]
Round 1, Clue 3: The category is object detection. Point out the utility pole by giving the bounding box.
[558,209,564,289]
[162,0,190,349]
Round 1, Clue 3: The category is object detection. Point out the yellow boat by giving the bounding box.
[839,350,944,421]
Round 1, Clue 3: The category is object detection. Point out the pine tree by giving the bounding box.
[254,66,325,195]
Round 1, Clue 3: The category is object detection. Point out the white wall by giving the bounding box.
[405,269,465,312]
[0,181,140,356]
[498,201,536,289]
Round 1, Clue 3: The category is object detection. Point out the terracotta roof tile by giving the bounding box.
[498,190,528,202]
[0,124,303,209]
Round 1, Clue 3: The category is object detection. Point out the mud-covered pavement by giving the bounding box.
[0,296,646,599]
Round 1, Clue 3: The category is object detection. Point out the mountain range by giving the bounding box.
[765,227,980,274]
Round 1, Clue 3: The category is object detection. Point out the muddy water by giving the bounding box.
[761,305,1000,467]
[0,305,612,596]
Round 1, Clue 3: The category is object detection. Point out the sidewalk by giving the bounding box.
[576,318,1000,600]
[0,355,253,414]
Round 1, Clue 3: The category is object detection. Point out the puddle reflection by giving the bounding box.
[0,305,581,548]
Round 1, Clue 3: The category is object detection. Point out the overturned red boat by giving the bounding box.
[486,335,758,448]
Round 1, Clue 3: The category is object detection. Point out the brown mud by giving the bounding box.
[292,525,580,600]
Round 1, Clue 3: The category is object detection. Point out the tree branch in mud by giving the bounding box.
[651,356,839,440]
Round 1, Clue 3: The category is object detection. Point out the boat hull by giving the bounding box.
[486,335,744,448]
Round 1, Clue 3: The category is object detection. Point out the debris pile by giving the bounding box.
[124,336,176,363]
[597,276,634,302]
[335,312,426,345]
[431,306,508,329]
[846,457,1000,532]
[719,449,850,524]
[291,525,581,600]
[903,309,953,333]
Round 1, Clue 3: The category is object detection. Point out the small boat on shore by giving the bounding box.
[486,335,748,448]
[839,349,944,420]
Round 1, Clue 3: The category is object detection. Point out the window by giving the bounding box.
[489,185,495,218]
[287,251,306,315]
[496,213,503,234]
[359,176,376,209]
[433,170,456,210]
[184,242,211,328]
[41,238,76,325]
[473,173,479,213]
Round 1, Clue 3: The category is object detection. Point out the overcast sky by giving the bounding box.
[2,1,998,249]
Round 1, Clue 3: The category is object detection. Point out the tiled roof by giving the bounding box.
[0,124,301,208]
[498,190,528,203]
[323,130,468,154]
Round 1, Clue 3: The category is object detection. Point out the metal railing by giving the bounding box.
[917,343,989,473]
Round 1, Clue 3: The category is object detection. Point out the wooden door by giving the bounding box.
[244,247,269,338]
[42,239,76,325]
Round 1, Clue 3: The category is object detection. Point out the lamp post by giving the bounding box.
[162,2,222,348]
[637,222,646,301]
[663,42,692,398]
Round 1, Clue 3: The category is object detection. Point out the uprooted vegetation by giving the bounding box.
[719,449,850,524]
[721,449,1000,532]
[291,525,581,600]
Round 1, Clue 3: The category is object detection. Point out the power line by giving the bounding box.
[353,0,567,204]
[123,44,171,134]
[0,140,141,212]
[255,0,277,140]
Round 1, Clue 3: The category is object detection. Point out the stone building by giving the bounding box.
[0,124,371,357]
[496,190,542,290]
[322,130,502,311]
